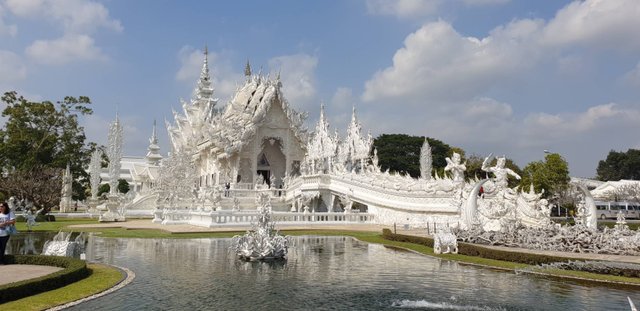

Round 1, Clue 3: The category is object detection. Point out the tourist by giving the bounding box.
[0,202,17,265]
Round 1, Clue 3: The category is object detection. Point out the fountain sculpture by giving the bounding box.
[43,231,86,258]
[232,193,289,261]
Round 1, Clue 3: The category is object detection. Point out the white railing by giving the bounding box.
[159,209,374,228]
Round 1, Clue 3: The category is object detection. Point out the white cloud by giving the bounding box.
[26,34,106,65]
[365,0,510,18]
[175,46,243,104]
[542,0,640,51]
[82,114,152,156]
[0,4,17,37]
[362,19,544,103]
[365,0,440,18]
[331,87,354,110]
[524,103,633,136]
[175,46,203,82]
[622,61,640,86]
[268,53,318,109]
[0,50,26,83]
[5,0,122,34]
[364,0,640,104]
[462,0,509,6]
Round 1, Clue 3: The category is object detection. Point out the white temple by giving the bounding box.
[166,50,307,190]
[120,49,553,232]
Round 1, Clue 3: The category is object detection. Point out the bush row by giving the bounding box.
[382,229,571,265]
[0,255,89,303]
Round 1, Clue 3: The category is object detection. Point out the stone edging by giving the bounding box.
[46,264,136,311]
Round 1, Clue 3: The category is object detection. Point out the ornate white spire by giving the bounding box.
[307,104,337,162]
[194,46,214,107]
[420,138,432,180]
[107,113,123,195]
[340,106,373,171]
[89,149,102,199]
[146,120,163,166]
[244,59,252,78]
[168,48,219,153]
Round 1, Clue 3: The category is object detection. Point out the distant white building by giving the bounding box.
[99,123,162,194]
[590,179,640,201]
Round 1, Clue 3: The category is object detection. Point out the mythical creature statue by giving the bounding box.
[481,154,521,191]
[433,227,458,254]
[444,152,466,183]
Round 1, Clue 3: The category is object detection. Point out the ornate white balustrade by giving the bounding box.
[289,173,460,214]
[159,209,374,228]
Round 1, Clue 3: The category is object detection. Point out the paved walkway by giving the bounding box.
[68,219,389,233]
[0,264,62,286]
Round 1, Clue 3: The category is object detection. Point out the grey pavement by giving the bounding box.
[0,264,62,286]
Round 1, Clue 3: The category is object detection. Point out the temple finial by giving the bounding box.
[244,59,252,77]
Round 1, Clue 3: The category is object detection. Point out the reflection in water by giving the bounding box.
[6,232,58,255]
[8,234,639,310]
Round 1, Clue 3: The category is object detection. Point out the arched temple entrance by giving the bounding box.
[256,138,286,187]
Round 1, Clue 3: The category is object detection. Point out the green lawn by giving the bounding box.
[14,218,100,232]
[0,263,123,311]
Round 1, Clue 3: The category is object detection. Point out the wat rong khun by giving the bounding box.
[85,51,639,254]
[10,50,640,310]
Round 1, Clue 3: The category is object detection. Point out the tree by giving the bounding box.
[0,167,63,211]
[0,91,93,211]
[118,179,130,194]
[596,149,640,181]
[373,134,452,178]
[520,153,570,200]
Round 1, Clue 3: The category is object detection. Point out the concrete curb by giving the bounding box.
[46,264,136,311]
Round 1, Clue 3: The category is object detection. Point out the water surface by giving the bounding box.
[7,234,639,310]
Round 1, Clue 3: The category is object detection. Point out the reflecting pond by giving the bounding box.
[7,234,640,310]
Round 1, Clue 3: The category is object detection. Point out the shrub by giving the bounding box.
[0,255,89,303]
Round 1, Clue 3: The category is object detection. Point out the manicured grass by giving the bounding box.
[14,218,100,233]
[0,263,123,311]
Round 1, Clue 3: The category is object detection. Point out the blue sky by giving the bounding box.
[1,0,640,178]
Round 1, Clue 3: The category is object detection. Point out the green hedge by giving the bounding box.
[382,229,571,265]
[382,228,434,248]
[0,255,89,303]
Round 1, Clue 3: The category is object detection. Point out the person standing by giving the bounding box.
[0,202,17,265]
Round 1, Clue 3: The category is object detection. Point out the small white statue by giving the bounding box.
[434,227,458,254]
[444,152,466,183]
[482,154,521,190]
[23,208,40,231]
